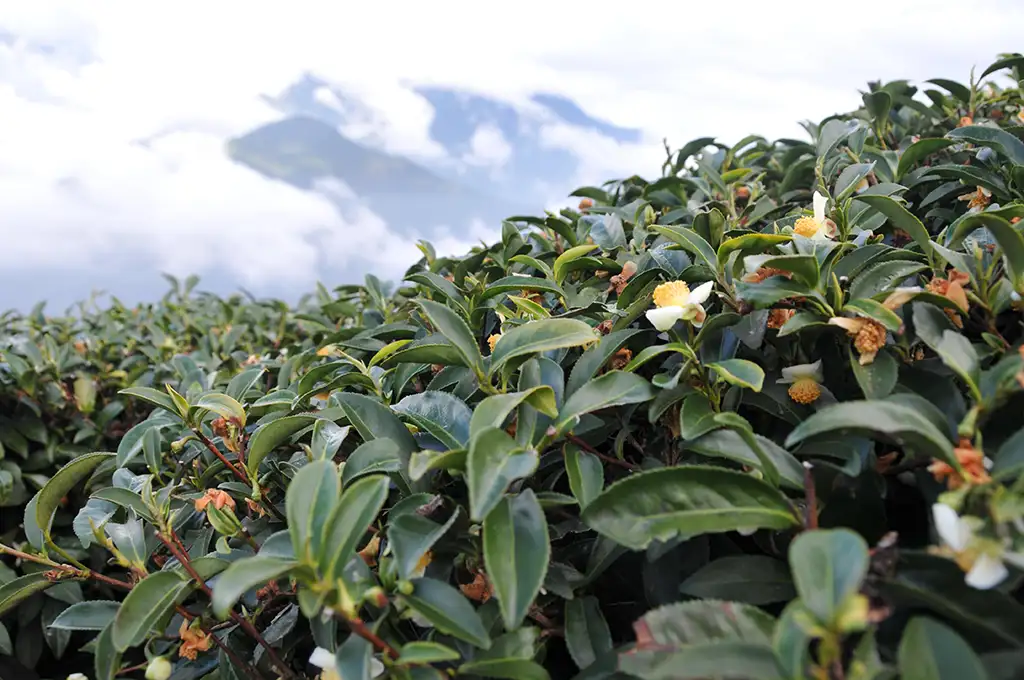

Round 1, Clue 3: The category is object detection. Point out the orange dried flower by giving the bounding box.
[460,571,493,602]
[735,186,751,200]
[742,267,791,284]
[609,261,638,295]
[829,317,887,365]
[927,269,970,328]
[957,186,991,211]
[241,354,261,367]
[928,438,991,489]
[195,489,235,513]
[487,334,502,353]
[178,619,212,660]
[578,198,594,211]
[210,417,230,440]
[767,309,795,329]
[958,115,974,128]
[596,320,614,335]
[609,348,633,371]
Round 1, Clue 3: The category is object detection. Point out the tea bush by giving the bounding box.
[3,53,1024,680]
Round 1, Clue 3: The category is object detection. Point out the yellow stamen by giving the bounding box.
[487,334,502,353]
[652,281,691,308]
[787,378,821,405]
[793,216,819,237]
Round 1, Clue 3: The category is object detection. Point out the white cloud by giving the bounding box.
[1,0,1023,306]
[462,124,513,170]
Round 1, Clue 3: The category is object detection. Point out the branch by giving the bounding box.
[0,543,134,591]
[341,616,400,659]
[565,434,637,471]
[159,533,299,680]
[803,462,818,530]
[195,431,250,484]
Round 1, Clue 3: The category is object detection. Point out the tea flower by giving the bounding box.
[926,269,970,327]
[310,646,384,680]
[646,281,714,331]
[958,186,991,212]
[777,360,823,405]
[487,334,502,353]
[178,619,212,660]
[932,504,1023,590]
[829,316,887,365]
[928,438,992,489]
[792,191,836,240]
[412,550,433,578]
[195,488,235,513]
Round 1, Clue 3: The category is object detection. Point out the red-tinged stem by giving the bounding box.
[342,616,400,659]
[803,462,818,530]
[0,543,134,590]
[565,434,637,471]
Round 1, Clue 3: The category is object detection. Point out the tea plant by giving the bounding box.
[2,53,1024,680]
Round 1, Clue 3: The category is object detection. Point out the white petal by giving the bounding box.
[813,191,828,224]
[1003,551,1024,570]
[309,647,335,670]
[646,306,684,332]
[737,526,757,536]
[932,503,971,552]
[371,657,386,677]
[688,280,714,305]
[743,254,771,275]
[965,554,1009,590]
[779,360,823,384]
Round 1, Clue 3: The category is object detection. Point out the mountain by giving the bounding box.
[227,74,645,242]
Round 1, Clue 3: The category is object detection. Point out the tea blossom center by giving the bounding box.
[788,378,821,405]
[652,281,691,308]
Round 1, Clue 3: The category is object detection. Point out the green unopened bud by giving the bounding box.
[206,504,243,537]
[642,204,657,226]
[397,580,414,596]
[170,436,191,453]
[145,656,173,680]
[364,586,388,608]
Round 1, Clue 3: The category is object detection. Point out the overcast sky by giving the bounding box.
[1,1,1022,308]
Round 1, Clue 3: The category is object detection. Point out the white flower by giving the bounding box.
[932,504,1019,590]
[67,675,90,680]
[777,360,824,405]
[792,191,837,240]
[145,656,172,680]
[645,280,714,331]
[309,646,385,679]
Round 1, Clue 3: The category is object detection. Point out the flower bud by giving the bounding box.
[145,656,173,680]
[170,436,191,453]
[397,580,414,596]
[206,504,243,537]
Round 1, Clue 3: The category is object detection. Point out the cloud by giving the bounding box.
[462,124,513,171]
[1,0,1023,308]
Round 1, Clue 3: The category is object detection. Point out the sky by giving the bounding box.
[1,0,1022,310]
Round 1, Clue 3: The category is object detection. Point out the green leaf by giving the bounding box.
[554,245,599,284]
[388,509,460,580]
[565,596,612,670]
[458,659,550,680]
[246,414,318,477]
[478,276,564,301]
[948,125,1024,165]
[927,78,970,104]
[489,319,597,377]
[484,490,550,630]
[716,233,791,269]
[467,427,538,522]
[341,439,403,486]
[651,225,717,270]
[111,570,188,651]
[853,194,932,255]
[785,400,956,466]
[393,391,472,450]
[946,213,1024,289]
[49,601,120,631]
[565,446,603,510]
[469,387,558,441]
[397,641,461,665]
[94,623,121,680]
[707,360,765,392]
[414,299,484,376]
[399,578,491,649]
[286,459,340,563]
[226,367,265,401]
[195,393,247,427]
[320,475,390,581]
[581,466,799,550]
[849,259,928,300]
[898,616,987,680]
[680,556,795,604]
[897,138,957,179]
[310,420,350,461]
[211,556,298,619]
[118,387,181,418]
[37,452,114,542]
[935,330,981,397]
[843,298,903,332]
[850,347,898,399]
[565,329,644,397]
[789,529,869,626]
[555,371,655,433]
[0,573,54,617]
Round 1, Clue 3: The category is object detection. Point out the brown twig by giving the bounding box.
[196,431,249,484]
[803,462,818,530]
[565,434,637,471]
[159,533,299,680]
[341,616,400,659]
[0,543,134,590]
